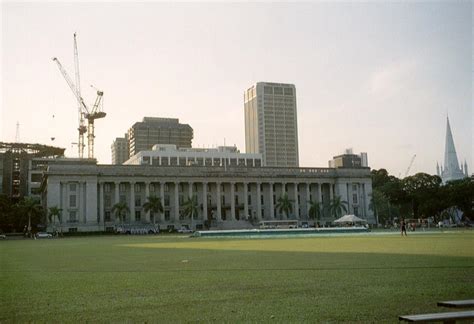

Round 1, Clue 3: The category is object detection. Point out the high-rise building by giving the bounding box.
[437,117,468,183]
[244,82,299,167]
[122,117,193,158]
[111,134,129,165]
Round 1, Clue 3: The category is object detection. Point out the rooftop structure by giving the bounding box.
[328,149,368,169]
[124,144,263,167]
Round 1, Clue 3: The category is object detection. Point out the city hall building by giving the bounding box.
[42,159,375,232]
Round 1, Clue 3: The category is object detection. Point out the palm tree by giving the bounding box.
[142,196,163,227]
[48,206,62,236]
[17,197,42,237]
[111,202,129,227]
[182,195,199,230]
[308,200,323,223]
[329,196,348,219]
[275,193,293,219]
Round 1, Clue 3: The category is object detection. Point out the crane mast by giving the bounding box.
[73,33,87,158]
[52,33,106,159]
[404,154,417,177]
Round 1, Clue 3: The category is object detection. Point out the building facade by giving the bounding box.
[42,161,375,232]
[127,117,193,157]
[124,144,263,168]
[111,135,129,165]
[244,82,299,167]
[0,142,64,200]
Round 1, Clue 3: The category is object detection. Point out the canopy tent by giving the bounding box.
[333,214,367,224]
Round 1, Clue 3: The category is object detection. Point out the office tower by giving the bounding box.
[127,117,193,157]
[111,134,129,165]
[244,82,299,167]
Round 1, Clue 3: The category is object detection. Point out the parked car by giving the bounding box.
[177,226,193,234]
[36,232,53,239]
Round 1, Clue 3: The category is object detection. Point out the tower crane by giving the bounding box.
[404,154,417,177]
[52,33,106,159]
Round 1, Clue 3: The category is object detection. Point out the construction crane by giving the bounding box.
[52,33,106,159]
[404,154,417,177]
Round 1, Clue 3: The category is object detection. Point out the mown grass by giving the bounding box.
[1,231,473,323]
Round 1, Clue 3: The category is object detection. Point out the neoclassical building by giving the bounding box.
[42,160,375,232]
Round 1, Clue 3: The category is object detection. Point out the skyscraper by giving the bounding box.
[111,134,129,165]
[127,117,193,157]
[437,117,468,183]
[244,82,299,167]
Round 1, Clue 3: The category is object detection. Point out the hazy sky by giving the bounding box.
[1,1,472,177]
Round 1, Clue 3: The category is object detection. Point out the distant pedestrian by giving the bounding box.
[401,219,407,236]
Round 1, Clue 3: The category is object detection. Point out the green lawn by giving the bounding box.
[1,231,473,322]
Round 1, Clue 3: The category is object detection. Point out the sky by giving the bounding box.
[1,1,472,177]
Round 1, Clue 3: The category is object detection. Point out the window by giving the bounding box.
[353,194,358,204]
[164,184,169,192]
[165,210,170,221]
[164,195,170,206]
[264,86,273,94]
[222,196,225,205]
[248,195,251,205]
[69,183,77,192]
[150,184,155,193]
[352,184,358,192]
[69,211,77,222]
[353,207,359,216]
[135,211,141,221]
[69,195,77,208]
[284,88,293,96]
[120,195,126,203]
[135,183,141,193]
[235,195,239,205]
[261,195,264,205]
[104,183,111,193]
[135,197,141,207]
[179,195,184,204]
[68,227,78,233]
[105,211,111,222]
[119,183,126,192]
[105,196,111,208]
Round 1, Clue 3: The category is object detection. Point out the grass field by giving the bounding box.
[1,231,473,322]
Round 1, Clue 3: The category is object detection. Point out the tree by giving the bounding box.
[182,195,199,230]
[275,193,293,219]
[111,202,129,226]
[48,206,63,235]
[329,196,348,219]
[16,197,42,237]
[402,173,442,218]
[142,196,163,226]
[308,200,323,222]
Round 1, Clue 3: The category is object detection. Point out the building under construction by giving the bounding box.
[0,142,65,201]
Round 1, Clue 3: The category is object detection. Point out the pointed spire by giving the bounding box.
[444,116,460,172]
[441,116,465,183]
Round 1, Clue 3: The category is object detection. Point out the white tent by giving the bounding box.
[333,214,367,224]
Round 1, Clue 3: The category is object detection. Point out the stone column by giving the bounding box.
[188,181,193,199]
[174,182,180,222]
[114,182,120,223]
[318,183,323,204]
[216,182,222,221]
[145,181,150,223]
[130,181,135,223]
[202,182,208,221]
[99,182,104,224]
[269,182,275,219]
[306,183,311,219]
[230,182,236,220]
[243,182,249,220]
[329,183,334,202]
[160,182,165,222]
[256,182,262,220]
[294,182,299,220]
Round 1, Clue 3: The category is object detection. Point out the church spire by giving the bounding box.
[441,116,465,183]
[444,116,460,172]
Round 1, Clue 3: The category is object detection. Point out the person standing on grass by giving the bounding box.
[401,218,407,236]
